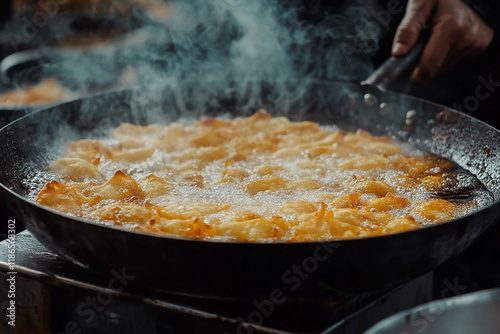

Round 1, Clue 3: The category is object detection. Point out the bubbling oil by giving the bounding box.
[30,112,495,241]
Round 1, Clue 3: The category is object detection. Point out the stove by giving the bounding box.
[0,230,434,334]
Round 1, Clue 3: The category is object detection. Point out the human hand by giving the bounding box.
[392,0,494,83]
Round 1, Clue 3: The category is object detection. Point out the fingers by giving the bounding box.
[392,0,436,56]
[434,28,493,77]
[410,6,494,83]
[394,0,495,83]
[442,41,481,72]
[410,22,453,83]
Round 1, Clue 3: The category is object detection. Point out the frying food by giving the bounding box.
[36,110,484,242]
[0,78,68,107]
[13,0,170,22]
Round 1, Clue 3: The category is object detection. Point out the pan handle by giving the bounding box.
[361,29,431,92]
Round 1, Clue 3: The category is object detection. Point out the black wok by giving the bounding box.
[1,79,500,299]
[0,105,36,129]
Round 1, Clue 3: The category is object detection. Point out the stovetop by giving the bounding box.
[0,230,436,334]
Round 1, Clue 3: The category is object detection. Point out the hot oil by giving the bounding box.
[24,171,64,202]
[28,115,495,240]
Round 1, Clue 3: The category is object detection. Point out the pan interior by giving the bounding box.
[1,80,499,229]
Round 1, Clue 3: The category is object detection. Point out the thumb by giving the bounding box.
[392,0,436,56]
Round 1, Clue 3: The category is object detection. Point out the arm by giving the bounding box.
[391,0,494,83]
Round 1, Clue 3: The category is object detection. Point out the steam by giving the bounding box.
[115,0,387,118]
[1,0,395,127]
[157,0,382,79]
[2,0,390,118]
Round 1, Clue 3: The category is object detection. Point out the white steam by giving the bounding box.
[5,0,391,119]
[119,0,388,117]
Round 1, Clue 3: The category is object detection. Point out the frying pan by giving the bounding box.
[1,42,500,299]
[364,288,500,334]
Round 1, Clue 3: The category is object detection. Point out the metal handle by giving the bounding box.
[361,29,430,92]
